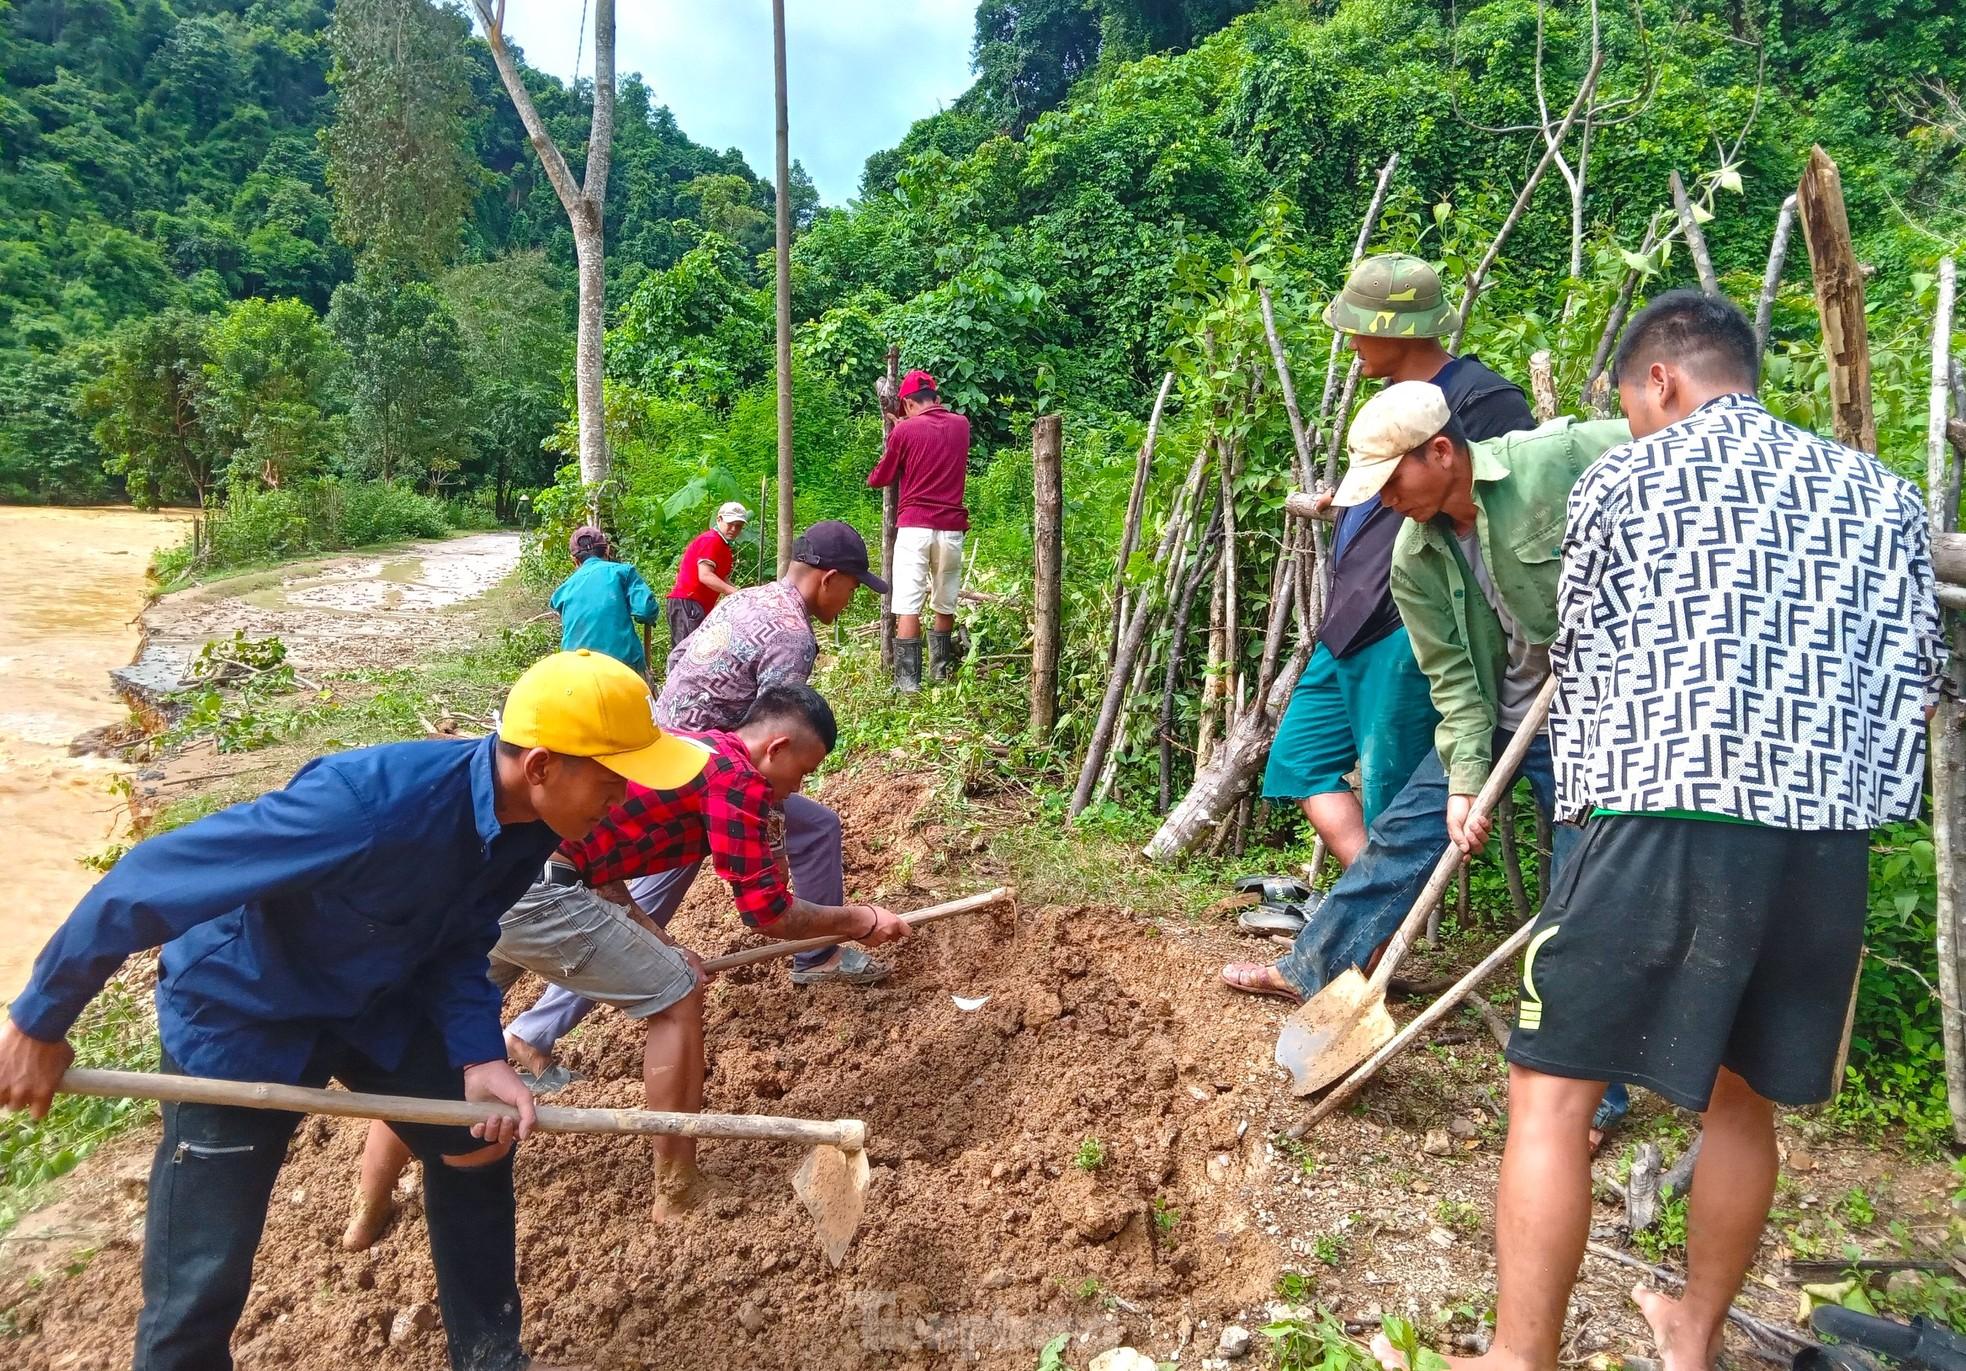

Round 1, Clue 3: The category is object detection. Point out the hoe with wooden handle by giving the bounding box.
[1276,676,1557,1096]
[54,887,1017,1267]
[61,1068,875,1265]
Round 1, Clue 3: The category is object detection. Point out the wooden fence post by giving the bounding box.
[878,345,900,670]
[1030,414,1063,740]
[1797,146,1878,454]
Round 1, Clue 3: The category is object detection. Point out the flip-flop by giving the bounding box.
[1237,890,1326,936]
[515,1064,580,1096]
[788,945,892,986]
[1219,962,1305,1005]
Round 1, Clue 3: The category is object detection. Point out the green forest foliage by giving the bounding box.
[0,0,800,511]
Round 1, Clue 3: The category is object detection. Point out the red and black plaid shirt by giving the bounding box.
[557,731,790,928]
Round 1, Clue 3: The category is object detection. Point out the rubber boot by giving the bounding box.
[893,636,923,694]
[928,629,958,683]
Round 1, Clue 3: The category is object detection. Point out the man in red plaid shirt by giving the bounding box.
[344,684,907,1237]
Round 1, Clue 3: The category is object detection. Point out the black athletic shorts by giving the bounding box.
[1503,814,1869,1111]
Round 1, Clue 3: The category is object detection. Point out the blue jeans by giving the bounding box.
[1273,727,1629,1123]
[136,1033,524,1371]
[507,792,844,1052]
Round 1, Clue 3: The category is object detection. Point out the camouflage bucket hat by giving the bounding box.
[1322,253,1456,339]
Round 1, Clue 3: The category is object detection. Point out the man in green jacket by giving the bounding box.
[1223,380,1631,1133]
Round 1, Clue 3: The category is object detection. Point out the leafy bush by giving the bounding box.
[154,478,454,581]
[1837,821,1952,1144]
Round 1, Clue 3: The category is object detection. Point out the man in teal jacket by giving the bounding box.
[550,524,661,675]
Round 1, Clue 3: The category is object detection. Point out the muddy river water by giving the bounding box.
[0,506,188,998]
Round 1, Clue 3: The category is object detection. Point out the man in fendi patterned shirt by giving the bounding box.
[1387,293,1942,1371]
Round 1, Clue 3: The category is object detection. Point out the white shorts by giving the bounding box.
[892,527,964,616]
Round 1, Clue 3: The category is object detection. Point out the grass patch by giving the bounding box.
[0,970,161,1234]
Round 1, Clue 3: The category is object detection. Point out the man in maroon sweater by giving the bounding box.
[868,369,971,692]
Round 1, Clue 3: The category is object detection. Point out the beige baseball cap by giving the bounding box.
[716,500,751,525]
[1332,380,1453,506]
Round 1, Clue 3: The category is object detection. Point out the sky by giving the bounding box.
[488,1,981,206]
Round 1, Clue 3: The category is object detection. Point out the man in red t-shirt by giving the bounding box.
[868,370,971,692]
[664,500,749,650]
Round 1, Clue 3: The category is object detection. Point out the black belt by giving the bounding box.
[544,863,582,888]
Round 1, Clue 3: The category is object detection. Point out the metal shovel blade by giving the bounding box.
[1275,967,1398,1097]
[792,1144,870,1268]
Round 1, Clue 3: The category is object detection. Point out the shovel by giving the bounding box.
[1276,676,1558,1096]
[58,1067,874,1266]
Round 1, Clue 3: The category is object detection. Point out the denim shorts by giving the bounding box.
[490,880,698,1019]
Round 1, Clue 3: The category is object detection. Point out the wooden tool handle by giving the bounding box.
[60,1068,866,1150]
[1363,675,1559,998]
[698,886,1012,973]
[1310,913,1539,1124]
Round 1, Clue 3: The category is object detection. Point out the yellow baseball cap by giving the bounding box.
[498,650,709,790]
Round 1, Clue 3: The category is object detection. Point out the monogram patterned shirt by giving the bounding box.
[1550,393,1943,828]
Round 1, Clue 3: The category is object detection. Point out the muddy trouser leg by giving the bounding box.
[134,1050,307,1371]
[337,1028,526,1371]
[504,863,704,1054]
[783,793,845,971]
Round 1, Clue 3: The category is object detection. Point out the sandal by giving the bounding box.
[788,945,893,986]
[1220,962,1305,1005]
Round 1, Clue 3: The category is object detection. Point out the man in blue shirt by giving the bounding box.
[550,524,662,676]
[0,649,708,1371]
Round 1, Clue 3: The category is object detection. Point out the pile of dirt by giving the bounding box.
[0,768,1286,1369]
[7,765,1960,1369]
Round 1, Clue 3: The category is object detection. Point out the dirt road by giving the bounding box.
[116,532,521,701]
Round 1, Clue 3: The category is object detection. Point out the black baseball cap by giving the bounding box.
[792,520,890,594]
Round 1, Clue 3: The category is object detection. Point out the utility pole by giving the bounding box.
[772,0,794,571]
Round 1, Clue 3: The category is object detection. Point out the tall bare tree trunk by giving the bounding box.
[772,0,794,571]
[472,0,615,495]
[1924,257,1965,1141]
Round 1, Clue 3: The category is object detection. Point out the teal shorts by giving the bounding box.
[1262,628,1439,827]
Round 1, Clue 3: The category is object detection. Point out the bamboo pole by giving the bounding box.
[1669,170,1720,296]
[1797,146,1878,454]
[1109,372,1176,668]
[1030,415,1064,739]
[1753,194,1798,355]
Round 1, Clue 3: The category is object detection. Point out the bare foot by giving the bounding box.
[1370,1330,1520,1371]
[649,1160,703,1223]
[505,1031,551,1077]
[1631,1283,1722,1371]
[340,1189,396,1253]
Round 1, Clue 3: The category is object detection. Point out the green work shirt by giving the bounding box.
[1389,417,1632,795]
